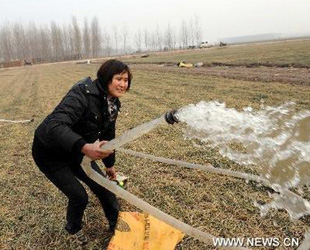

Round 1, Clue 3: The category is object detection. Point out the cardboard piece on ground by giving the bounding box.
[107,212,184,250]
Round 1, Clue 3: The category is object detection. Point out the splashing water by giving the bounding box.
[175,101,310,219]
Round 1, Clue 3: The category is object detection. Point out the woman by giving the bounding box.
[32,59,132,245]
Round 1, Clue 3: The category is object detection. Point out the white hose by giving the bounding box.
[118,148,310,218]
[297,230,310,250]
[81,156,249,249]
[118,148,266,184]
[101,116,165,150]
[0,118,33,123]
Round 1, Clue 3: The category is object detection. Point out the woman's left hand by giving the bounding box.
[106,166,117,180]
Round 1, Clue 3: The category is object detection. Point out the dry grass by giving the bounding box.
[1,58,310,249]
[117,39,310,67]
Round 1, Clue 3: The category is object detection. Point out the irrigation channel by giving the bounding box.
[82,101,310,249]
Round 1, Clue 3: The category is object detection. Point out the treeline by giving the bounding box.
[0,16,202,63]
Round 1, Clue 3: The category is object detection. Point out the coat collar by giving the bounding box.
[85,78,121,108]
[85,78,107,97]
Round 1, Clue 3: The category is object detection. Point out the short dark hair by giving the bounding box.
[97,59,132,90]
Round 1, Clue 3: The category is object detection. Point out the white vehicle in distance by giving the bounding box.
[199,41,212,49]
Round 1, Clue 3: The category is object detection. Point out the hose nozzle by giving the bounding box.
[164,110,179,124]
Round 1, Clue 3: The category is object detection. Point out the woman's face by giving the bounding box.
[108,71,129,98]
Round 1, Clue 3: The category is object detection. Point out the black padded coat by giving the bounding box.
[34,77,120,170]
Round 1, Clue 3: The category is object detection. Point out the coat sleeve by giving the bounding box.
[100,120,116,168]
[46,86,88,152]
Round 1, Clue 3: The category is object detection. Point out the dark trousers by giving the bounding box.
[32,139,119,234]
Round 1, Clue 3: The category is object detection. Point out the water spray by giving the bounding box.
[81,102,310,245]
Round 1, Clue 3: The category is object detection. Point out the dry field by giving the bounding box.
[120,39,310,67]
[1,44,310,249]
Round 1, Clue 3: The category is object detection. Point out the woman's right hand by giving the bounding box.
[81,140,113,160]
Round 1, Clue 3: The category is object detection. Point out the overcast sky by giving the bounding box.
[0,0,309,43]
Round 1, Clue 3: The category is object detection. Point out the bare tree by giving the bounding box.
[50,21,64,61]
[188,17,195,46]
[150,32,157,51]
[0,41,3,61]
[134,29,142,52]
[172,25,177,50]
[27,22,42,60]
[83,18,91,58]
[143,29,149,51]
[121,24,128,54]
[155,25,162,51]
[12,23,27,60]
[38,25,52,62]
[180,19,189,48]
[103,32,111,56]
[164,23,173,49]
[72,16,82,59]
[62,24,73,60]
[1,15,203,63]
[112,24,119,54]
[91,17,101,58]
[0,25,13,61]
[68,24,76,60]
[194,15,202,45]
